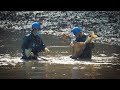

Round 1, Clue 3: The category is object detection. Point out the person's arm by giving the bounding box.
[40,39,46,51]
[21,35,32,57]
[39,38,50,52]
[69,38,77,47]
[21,36,30,49]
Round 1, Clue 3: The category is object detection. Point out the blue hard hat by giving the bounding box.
[71,27,82,35]
[32,22,41,29]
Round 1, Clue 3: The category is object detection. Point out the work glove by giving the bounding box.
[25,48,32,57]
[44,48,50,53]
[69,39,77,47]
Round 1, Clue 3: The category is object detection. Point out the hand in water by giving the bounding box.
[45,48,50,53]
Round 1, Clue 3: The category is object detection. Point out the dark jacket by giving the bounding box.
[75,35,95,59]
[21,32,46,55]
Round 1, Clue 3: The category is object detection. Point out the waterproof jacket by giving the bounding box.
[21,32,46,53]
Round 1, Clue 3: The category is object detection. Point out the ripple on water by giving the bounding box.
[37,55,118,65]
[0,53,119,66]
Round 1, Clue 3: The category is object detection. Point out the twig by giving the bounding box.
[38,56,48,61]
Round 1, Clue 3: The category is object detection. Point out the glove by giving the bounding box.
[69,42,74,47]
[25,48,32,57]
[69,39,77,47]
[44,48,50,53]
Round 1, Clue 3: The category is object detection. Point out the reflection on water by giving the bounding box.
[0,30,120,79]
[0,60,120,79]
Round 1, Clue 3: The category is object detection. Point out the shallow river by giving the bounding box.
[0,30,120,79]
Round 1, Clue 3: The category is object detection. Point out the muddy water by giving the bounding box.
[0,30,120,79]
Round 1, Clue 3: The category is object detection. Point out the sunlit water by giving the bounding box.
[0,30,120,79]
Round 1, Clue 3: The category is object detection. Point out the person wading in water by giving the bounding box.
[21,22,50,60]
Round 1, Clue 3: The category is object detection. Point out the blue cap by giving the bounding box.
[32,22,41,29]
[71,27,82,35]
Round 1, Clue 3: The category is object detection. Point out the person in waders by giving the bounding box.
[21,22,50,60]
[70,27,97,59]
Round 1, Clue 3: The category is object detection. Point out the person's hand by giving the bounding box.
[44,48,50,53]
[69,42,74,47]
[25,48,32,57]
[90,40,94,43]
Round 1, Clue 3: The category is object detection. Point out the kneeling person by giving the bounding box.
[21,22,49,60]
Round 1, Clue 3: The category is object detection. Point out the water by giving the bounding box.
[0,30,120,79]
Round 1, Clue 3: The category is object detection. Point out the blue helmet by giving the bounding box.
[71,27,82,35]
[32,22,41,29]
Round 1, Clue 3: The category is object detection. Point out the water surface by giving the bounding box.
[0,30,120,79]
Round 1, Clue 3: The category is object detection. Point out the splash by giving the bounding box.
[0,54,23,66]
